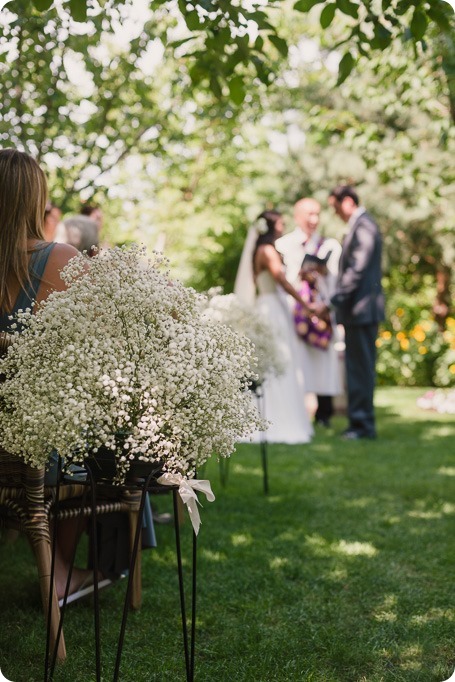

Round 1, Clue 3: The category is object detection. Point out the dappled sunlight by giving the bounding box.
[421,424,455,440]
[373,594,398,623]
[200,548,227,562]
[269,557,289,570]
[335,540,378,557]
[408,509,444,520]
[308,443,333,452]
[230,533,253,547]
[232,463,263,477]
[324,567,348,582]
[304,533,331,557]
[438,466,455,477]
[277,528,305,543]
[304,534,378,559]
[410,608,454,626]
[265,495,284,504]
[381,514,402,525]
[399,644,424,672]
[312,465,343,479]
[343,497,376,509]
[407,499,455,520]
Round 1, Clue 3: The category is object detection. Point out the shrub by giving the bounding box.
[376,311,455,387]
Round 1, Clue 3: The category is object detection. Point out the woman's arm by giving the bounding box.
[257,245,310,309]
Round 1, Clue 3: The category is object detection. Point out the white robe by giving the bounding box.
[276,229,343,396]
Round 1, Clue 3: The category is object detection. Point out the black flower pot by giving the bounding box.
[84,446,163,484]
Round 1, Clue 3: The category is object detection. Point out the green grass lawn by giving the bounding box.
[1,387,454,681]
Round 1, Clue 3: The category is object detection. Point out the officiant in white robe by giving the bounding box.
[276,197,343,425]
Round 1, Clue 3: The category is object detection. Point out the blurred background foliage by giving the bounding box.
[0,0,454,386]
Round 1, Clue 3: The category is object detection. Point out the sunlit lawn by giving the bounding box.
[1,386,454,681]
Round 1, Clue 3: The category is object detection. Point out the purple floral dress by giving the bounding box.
[294,279,333,350]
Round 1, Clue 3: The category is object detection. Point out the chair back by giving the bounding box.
[0,333,46,498]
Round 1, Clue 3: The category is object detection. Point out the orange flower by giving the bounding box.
[396,331,406,341]
[412,329,426,342]
[418,346,428,355]
[400,339,410,350]
[396,308,404,317]
[381,330,392,340]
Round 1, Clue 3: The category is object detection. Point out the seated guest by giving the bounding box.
[63,215,99,257]
[80,204,103,234]
[0,148,91,599]
[43,202,62,242]
[0,150,156,600]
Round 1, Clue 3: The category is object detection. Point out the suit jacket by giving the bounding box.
[331,211,385,327]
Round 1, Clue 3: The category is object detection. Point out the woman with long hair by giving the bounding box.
[0,148,95,598]
[235,209,313,443]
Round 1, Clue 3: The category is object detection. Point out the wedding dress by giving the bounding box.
[234,227,313,444]
[251,271,313,443]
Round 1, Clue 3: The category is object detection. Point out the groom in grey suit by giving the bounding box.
[323,185,385,439]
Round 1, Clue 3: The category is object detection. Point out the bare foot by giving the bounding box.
[55,567,98,601]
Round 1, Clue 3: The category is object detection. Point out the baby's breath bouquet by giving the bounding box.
[203,292,286,386]
[0,246,263,483]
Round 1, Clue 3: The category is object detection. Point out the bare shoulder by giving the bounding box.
[261,243,279,256]
[38,243,82,300]
[47,243,81,269]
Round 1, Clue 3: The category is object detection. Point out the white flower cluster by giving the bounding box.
[0,246,263,482]
[203,292,286,386]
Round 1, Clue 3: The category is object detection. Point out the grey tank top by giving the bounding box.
[0,243,56,333]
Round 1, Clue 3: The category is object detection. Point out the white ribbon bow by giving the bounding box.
[156,473,215,535]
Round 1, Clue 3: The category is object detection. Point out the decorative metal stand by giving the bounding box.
[218,457,230,488]
[45,458,197,682]
[254,385,269,495]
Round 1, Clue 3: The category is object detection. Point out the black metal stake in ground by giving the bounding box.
[45,458,98,681]
[255,387,269,495]
[173,490,197,682]
[112,469,157,682]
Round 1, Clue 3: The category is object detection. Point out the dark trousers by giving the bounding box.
[344,323,378,437]
[315,395,334,422]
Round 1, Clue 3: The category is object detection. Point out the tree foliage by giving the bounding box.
[13,0,455,114]
[1,0,453,329]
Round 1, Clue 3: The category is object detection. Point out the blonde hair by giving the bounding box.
[0,149,47,311]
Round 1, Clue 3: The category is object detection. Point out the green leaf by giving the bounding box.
[427,5,453,33]
[31,0,53,11]
[294,0,323,12]
[374,23,392,49]
[254,35,264,52]
[185,11,203,32]
[337,51,355,85]
[338,0,359,19]
[320,3,336,28]
[268,34,289,57]
[69,0,87,22]
[209,74,222,99]
[228,76,246,105]
[410,8,428,41]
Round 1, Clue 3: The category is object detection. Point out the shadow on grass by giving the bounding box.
[0,387,454,681]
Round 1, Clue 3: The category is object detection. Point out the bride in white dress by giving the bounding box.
[234,210,313,444]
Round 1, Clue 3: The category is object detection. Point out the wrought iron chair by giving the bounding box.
[0,333,143,662]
